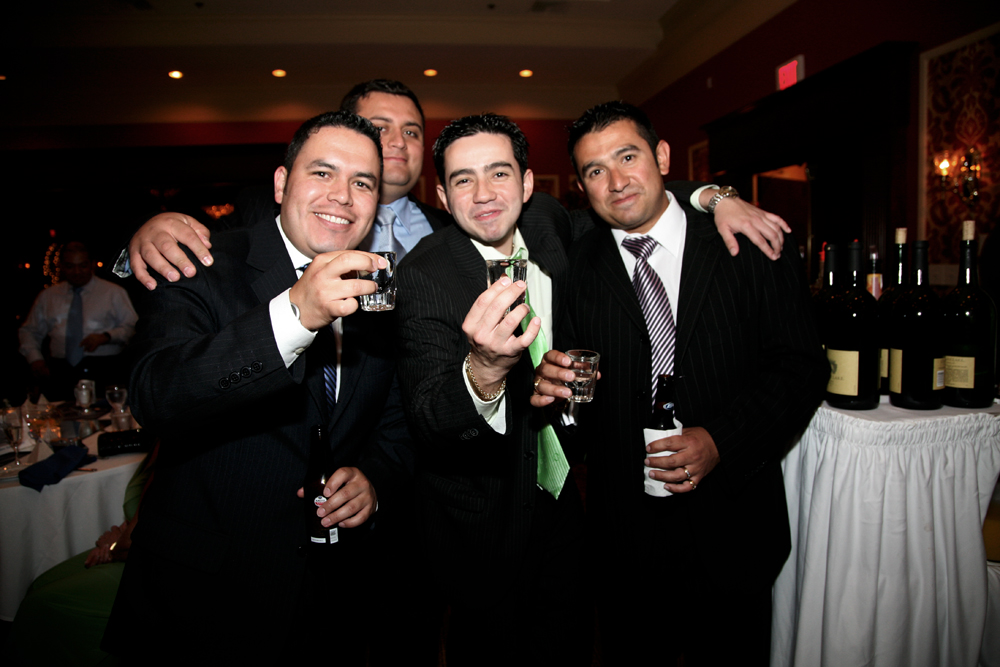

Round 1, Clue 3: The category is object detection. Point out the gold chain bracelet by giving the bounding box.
[465,352,506,401]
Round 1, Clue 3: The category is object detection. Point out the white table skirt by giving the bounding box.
[773,398,1000,667]
[0,435,144,621]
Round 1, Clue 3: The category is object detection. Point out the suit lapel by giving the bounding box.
[676,209,724,367]
[247,217,298,305]
[444,226,491,308]
[591,227,647,334]
[328,313,370,430]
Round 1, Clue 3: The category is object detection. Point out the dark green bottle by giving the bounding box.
[943,220,998,407]
[823,242,880,409]
[889,240,944,409]
[879,228,908,394]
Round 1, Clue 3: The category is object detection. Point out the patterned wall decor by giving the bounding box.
[926,32,999,263]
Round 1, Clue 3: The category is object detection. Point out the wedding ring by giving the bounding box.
[533,376,543,394]
[684,467,691,480]
[687,480,697,490]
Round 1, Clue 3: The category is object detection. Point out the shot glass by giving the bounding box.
[359,251,396,312]
[485,258,528,312]
[564,349,600,403]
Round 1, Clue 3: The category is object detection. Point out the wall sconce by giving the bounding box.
[933,147,982,206]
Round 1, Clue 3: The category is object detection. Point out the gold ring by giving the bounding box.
[533,376,543,394]
[687,480,697,490]
[684,467,691,480]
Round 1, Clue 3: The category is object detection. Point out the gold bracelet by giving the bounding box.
[465,352,506,401]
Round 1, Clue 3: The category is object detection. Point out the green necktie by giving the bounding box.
[510,249,570,499]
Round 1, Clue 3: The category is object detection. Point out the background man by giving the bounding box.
[19,241,137,399]
[103,111,413,664]
[536,102,828,665]
[121,79,451,290]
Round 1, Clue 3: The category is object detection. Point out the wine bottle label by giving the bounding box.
[944,356,974,388]
[933,358,945,390]
[826,349,859,396]
[889,349,903,394]
[880,348,889,379]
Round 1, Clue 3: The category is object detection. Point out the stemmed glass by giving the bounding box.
[2,406,23,472]
[24,403,55,449]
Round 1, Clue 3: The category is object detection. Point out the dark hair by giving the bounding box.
[283,111,383,175]
[340,79,425,127]
[567,101,660,176]
[432,113,529,189]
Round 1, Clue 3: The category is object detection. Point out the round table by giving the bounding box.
[0,432,144,621]
[772,397,1000,667]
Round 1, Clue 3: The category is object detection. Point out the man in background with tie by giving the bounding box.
[19,241,137,399]
[533,102,828,666]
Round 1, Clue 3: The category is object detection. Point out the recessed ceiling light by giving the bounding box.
[0,75,6,81]
[168,70,184,79]
[423,69,438,77]
[519,69,533,78]
[272,69,287,78]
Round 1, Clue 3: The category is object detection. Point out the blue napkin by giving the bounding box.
[19,446,97,491]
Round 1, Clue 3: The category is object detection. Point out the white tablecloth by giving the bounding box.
[0,434,144,621]
[773,398,1000,667]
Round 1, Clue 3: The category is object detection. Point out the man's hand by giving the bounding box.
[29,360,49,379]
[129,212,214,291]
[529,349,602,408]
[705,192,791,260]
[296,467,377,529]
[462,276,539,396]
[288,251,385,331]
[84,519,134,568]
[644,426,720,493]
[80,332,110,352]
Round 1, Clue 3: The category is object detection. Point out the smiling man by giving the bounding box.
[121,79,451,289]
[535,101,827,666]
[394,113,591,666]
[102,111,414,664]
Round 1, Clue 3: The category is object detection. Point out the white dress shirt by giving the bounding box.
[267,216,342,400]
[18,276,138,363]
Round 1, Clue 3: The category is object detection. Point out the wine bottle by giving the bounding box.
[942,220,998,407]
[889,240,944,409]
[879,229,908,394]
[812,242,841,336]
[823,242,880,409]
[643,374,681,497]
[303,425,341,546]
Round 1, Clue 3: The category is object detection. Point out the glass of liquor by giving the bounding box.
[2,405,23,474]
[358,251,396,312]
[564,350,600,402]
[485,258,528,312]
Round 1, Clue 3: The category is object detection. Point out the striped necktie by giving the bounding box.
[621,235,676,401]
[65,286,85,367]
[299,263,337,410]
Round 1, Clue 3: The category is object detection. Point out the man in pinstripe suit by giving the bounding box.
[534,102,828,665]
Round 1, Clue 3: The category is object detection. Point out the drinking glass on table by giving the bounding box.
[24,403,57,447]
[2,405,23,472]
[106,385,128,413]
[564,350,600,403]
[75,379,95,414]
[485,258,528,313]
[358,251,396,311]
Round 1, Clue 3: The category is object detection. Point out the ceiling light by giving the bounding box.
[423,69,438,77]
[0,75,6,81]
[272,69,287,78]
[519,69,533,78]
[168,71,183,79]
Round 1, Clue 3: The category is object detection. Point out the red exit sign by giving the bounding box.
[777,55,805,90]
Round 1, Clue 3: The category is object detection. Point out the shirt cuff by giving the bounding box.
[269,289,318,368]
[462,361,507,434]
[690,184,719,214]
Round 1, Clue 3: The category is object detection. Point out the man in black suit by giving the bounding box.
[121,79,451,290]
[534,102,828,665]
[103,111,413,663]
[394,113,593,666]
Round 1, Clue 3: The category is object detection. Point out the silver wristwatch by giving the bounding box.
[707,186,739,214]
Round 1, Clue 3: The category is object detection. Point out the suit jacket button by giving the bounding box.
[219,377,231,389]
[229,372,241,384]
[251,361,263,373]
[240,366,252,378]
[460,428,478,440]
